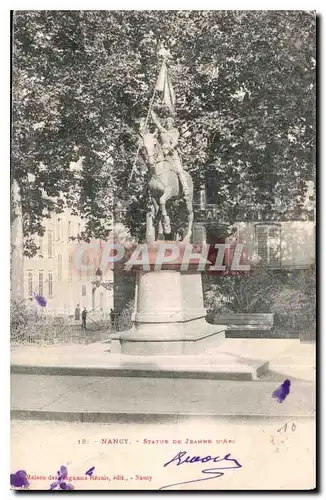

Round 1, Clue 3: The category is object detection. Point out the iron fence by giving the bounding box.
[11,313,114,346]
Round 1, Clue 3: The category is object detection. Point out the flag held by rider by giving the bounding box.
[155,61,175,113]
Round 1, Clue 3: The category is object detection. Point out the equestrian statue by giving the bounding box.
[129,47,194,243]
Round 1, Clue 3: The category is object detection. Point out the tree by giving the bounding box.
[12,10,316,248]
[12,11,78,258]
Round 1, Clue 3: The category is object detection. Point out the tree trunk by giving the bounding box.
[11,179,24,301]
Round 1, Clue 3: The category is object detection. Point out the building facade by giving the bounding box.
[23,210,114,317]
[194,179,315,270]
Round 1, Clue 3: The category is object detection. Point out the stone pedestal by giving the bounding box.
[133,270,206,327]
[110,242,225,355]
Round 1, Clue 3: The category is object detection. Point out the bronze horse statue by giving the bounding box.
[141,131,194,243]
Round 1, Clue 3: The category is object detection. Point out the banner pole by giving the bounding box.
[127,65,162,188]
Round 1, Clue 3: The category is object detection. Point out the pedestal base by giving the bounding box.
[111,323,226,355]
[109,263,227,355]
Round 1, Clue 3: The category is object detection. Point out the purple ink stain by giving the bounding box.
[60,482,74,490]
[58,465,68,480]
[49,465,74,490]
[272,379,291,403]
[34,293,47,307]
[10,470,30,488]
[85,466,95,476]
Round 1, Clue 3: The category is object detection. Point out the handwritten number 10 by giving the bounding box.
[277,422,296,433]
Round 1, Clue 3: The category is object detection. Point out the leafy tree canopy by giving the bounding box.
[12,10,316,250]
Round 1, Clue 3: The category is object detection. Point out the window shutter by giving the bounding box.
[256,226,269,264]
[28,272,33,298]
[48,273,53,296]
[38,272,44,296]
[268,226,281,266]
[256,224,281,267]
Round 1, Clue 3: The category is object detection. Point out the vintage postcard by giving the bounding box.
[10,10,316,491]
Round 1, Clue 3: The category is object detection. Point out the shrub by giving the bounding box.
[11,299,38,343]
[269,268,316,339]
[203,266,316,340]
[11,299,77,344]
[115,299,135,332]
[204,266,281,315]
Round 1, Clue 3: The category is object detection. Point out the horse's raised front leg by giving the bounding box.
[159,187,174,235]
[152,198,163,240]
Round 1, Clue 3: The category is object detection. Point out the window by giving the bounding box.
[86,254,93,281]
[68,255,73,284]
[205,171,219,205]
[68,221,72,241]
[38,272,44,296]
[58,254,62,281]
[57,218,62,241]
[48,272,53,296]
[255,224,281,267]
[48,231,53,258]
[39,237,43,257]
[82,285,86,296]
[268,226,281,266]
[28,272,33,298]
[100,292,104,310]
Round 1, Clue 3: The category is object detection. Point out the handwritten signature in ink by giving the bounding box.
[159,450,242,490]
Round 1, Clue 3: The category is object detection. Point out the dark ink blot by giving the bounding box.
[49,465,74,490]
[58,465,68,480]
[34,293,47,307]
[272,379,291,403]
[59,482,74,490]
[10,470,30,488]
[85,466,95,476]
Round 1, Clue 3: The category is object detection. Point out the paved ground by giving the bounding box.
[11,373,315,421]
[11,337,315,365]
[11,339,315,421]
[11,338,316,379]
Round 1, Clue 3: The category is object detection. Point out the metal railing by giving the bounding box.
[11,313,115,346]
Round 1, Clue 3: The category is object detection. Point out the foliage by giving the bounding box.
[115,299,135,332]
[203,266,316,339]
[204,266,280,315]
[11,299,38,342]
[12,10,316,250]
[11,299,77,344]
[269,268,316,336]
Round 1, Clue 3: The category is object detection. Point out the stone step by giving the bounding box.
[11,374,315,422]
[11,344,269,381]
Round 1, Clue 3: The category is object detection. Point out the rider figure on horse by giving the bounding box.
[150,110,191,201]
